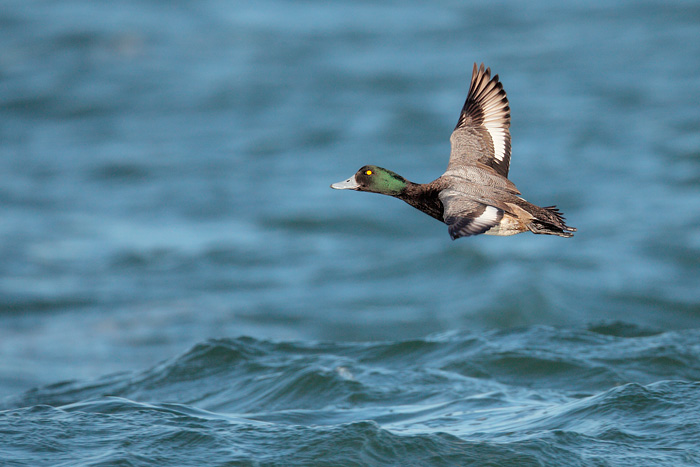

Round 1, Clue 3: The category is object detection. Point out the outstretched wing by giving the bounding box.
[448,63,511,178]
[439,188,504,239]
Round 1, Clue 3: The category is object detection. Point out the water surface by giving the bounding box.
[1,0,699,465]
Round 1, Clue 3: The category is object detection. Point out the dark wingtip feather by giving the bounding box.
[445,207,504,240]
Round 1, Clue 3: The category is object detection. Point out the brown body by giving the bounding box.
[396,174,573,238]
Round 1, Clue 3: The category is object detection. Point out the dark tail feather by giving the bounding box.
[528,205,577,238]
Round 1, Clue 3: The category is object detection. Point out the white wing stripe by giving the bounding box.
[486,126,507,162]
[476,205,501,225]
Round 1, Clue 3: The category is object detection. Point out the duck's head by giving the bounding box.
[330,165,407,196]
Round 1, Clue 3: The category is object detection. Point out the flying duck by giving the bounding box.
[331,63,576,239]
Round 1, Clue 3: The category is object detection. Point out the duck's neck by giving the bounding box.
[395,178,445,222]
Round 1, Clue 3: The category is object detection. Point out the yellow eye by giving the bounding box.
[365,170,373,175]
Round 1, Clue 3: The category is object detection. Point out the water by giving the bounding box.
[1,0,699,465]
[4,327,700,465]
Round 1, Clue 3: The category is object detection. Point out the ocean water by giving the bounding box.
[1,0,699,465]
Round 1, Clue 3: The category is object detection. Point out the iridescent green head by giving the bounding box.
[331,165,407,196]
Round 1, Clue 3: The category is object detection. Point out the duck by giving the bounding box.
[331,63,576,239]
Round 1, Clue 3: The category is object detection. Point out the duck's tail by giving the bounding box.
[526,205,577,238]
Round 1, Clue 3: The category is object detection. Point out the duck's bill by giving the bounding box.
[330,176,360,190]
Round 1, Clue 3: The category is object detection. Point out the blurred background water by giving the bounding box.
[1,0,699,465]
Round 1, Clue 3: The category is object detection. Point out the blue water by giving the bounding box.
[1,0,699,465]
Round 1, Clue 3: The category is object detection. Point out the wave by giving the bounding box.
[3,324,700,465]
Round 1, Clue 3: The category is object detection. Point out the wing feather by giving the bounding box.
[439,188,504,239]
[449,63,512,178]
